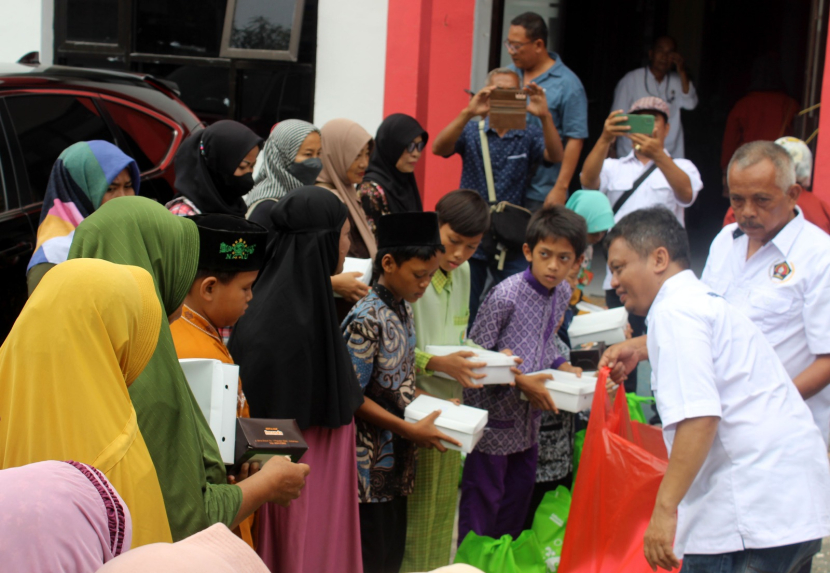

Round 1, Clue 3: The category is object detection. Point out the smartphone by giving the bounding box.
[619,114,655,135]
[490,88,527,130]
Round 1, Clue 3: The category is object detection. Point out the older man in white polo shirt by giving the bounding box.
[602,207,830,573]
[581,95,703,391]
[702,141,830,445]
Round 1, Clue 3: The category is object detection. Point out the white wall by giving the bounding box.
[40,0,54,66]
[470,0,493,91]
[0,0,42,63]
[313,0,388,136]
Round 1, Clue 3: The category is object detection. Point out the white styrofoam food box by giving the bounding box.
[404,395,488,454]
[568,307,629,347]
[334,258,372,298]
[520,370,597,413]
[179,358,239,464]
[425,345,518,385]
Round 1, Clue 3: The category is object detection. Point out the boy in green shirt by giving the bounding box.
[401,189,492,571]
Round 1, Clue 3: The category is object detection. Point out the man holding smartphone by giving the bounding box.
[580,96,702,391]
[612,36,697,159]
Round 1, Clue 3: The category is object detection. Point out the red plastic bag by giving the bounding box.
[559,368,670,573]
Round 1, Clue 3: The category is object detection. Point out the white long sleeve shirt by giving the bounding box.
[611,67,698,158]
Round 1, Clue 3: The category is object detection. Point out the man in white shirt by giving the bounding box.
[702,141,830,444]
[581,96,702,390]
[612,36,698,158]
[602,207,830,573]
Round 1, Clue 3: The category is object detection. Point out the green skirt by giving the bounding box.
[400,447,462,572]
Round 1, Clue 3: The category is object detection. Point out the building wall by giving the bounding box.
[313,0,389,136]
[0,0,42,63]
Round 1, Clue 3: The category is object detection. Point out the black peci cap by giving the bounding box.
[191,213,268,273]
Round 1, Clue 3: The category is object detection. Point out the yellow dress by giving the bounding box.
[0,258,173,546]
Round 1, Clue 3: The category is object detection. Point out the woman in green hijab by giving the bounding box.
[68,196,309,541]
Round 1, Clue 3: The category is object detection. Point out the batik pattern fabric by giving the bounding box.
[343,286,417,503]
[27,140,140,271]
[464,270,572,456]
[536,334,575,483]
[356,180,391,239]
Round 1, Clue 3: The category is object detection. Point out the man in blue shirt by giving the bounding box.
[432,67,563,324]
[507,12,589,210]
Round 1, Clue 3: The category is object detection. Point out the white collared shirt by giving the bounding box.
[646,270,830,558]
[701,211,830,443]
[611,67,698,158]
[599,151,703,289]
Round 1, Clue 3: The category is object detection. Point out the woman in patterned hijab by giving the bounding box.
[244,120,322,223]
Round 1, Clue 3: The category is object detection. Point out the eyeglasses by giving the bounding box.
[406,141,426,153]
[503,39,532,54]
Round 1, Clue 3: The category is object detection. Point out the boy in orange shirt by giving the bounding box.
[170,213,268,546]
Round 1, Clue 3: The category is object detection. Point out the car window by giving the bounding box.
[103,101,176,173]
[5,95,115,202]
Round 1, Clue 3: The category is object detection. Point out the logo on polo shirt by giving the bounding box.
[770,260,794,282]
[219,238,256,260]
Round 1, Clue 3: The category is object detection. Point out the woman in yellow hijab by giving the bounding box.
[0,258,172,547]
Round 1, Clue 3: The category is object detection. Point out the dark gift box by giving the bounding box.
[569,341,606,371]
[233,418,308,470]
[490,88,527,131]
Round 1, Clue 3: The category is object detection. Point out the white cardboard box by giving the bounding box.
[179,358,239,464]
[568,307,629,347]
[334,258,372,298]
[404,395,488,454]
[520,370,597,413]
[425,345,519,385]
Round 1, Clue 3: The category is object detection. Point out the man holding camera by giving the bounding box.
[580,96,702,390]
[612,36,697,159]
[432,67,563,324]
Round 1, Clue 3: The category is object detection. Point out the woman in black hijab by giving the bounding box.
[357,113,428,238]
[227,186,364,572]
[167,120,263,216]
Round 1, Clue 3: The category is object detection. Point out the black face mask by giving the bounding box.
[216,171,255,203]
[288,158,324,186]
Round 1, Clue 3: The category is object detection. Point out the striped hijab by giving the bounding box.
[244,120,319,205]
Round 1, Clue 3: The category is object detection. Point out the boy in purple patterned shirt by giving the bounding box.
[459,205,588,543]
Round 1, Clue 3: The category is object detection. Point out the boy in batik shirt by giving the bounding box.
[343,212,459,573]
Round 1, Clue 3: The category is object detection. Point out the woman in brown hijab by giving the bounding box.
[317,118,377,259]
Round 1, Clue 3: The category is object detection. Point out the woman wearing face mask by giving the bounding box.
[167,120,263,217]
[357,113,428,238]
[244,119,323,224]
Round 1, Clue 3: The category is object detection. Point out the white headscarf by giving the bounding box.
[244,119,319,205]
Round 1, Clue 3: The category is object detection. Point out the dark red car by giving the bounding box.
[0,63,204,341]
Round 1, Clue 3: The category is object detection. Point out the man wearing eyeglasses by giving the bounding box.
[505,12,589,210]
[611,36,697,159]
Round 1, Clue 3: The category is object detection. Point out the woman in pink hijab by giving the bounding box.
[0,460,131,572]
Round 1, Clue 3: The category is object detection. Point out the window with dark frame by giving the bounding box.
[220,0,306,61]
[53,0,317,133]
[4,95,115,201]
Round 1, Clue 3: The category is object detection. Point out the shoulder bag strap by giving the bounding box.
[245,197,278,220]
[612,163,658,214]
[479,120,498,204]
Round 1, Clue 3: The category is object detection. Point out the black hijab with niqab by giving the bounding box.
[363,113,428,214]
[228,186,364,429]
[174,120,263,216]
